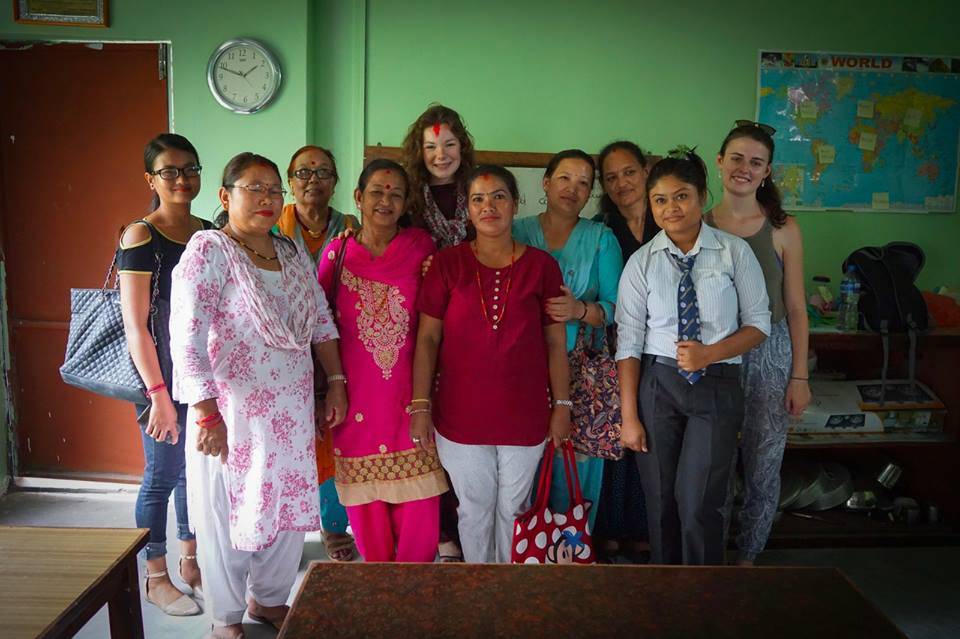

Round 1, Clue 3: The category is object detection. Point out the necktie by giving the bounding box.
[673,253,704,384]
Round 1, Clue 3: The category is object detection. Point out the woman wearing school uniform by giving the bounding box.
[615,148,770,566]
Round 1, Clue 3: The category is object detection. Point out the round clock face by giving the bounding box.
[207,39,282,114]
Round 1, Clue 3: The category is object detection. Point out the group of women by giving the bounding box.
[117,104,810,637]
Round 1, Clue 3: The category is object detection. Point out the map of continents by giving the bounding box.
[758,51,960,212]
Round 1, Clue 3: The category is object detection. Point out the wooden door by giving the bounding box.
[0,42,169,479]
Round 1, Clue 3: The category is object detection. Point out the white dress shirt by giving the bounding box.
[615,222,771,365]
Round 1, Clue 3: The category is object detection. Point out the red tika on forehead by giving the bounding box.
[432,123,441,136]
[482,174,491,180]
[385,183,392,190]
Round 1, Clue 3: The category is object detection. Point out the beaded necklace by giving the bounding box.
[472,240,515,331]
[223,229,278,261]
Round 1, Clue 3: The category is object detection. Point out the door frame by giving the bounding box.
[0,38,176,483]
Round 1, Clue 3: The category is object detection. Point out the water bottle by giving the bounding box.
[838,266,861,331]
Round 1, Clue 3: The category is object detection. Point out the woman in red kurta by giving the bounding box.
[412,165,571,563]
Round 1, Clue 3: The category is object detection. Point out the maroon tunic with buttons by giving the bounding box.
[417,242,564,446]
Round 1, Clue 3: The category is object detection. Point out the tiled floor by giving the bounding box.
[1,487,958,638]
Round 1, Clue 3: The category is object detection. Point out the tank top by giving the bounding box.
[704,210,785,323]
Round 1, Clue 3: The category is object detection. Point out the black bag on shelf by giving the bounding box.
[842,242,929,405]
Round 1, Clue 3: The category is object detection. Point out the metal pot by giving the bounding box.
[808,462,854,511]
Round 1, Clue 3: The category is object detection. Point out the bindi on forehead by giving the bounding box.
[385,184,392,190]
[432,123,442,136]
[482,174,491,181]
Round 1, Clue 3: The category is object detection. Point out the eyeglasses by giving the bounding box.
[292,167,336,182]
[734,120,776,136]
[227,183,287,199]
[150,165,202,180]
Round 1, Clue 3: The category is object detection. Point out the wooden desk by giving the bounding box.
[280,562,905,638]
[0,526,148,639]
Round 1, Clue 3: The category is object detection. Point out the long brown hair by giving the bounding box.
[400,104,475,225]
[719,125,788,228]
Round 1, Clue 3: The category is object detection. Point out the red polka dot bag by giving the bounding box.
[511,440,594,564]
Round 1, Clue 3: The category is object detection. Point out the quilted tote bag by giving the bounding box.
[60,224,161,404]
[568,324,623,460]
[511,441,595,565]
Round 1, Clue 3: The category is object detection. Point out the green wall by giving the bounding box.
[365,0,960,291]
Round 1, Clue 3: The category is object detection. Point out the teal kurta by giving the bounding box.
[513,214,624,531]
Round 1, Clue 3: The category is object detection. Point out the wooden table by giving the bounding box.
[0,526,148,639]
[280,562,906,638]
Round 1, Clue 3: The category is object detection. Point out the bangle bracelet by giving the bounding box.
[408,408,431,416]
[553,399,573,409]
[790,376,809,381]
[410,398,431,405]
[578,302,589,321]
[327,374,347,385]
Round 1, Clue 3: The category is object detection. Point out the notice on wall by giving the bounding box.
[757,50,960,212]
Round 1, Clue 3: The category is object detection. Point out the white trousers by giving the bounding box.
[190,451,305,626]
[436,432,545,563]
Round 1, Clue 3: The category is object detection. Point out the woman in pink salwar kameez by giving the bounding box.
[170,153,347,639]
[317,159,447,562]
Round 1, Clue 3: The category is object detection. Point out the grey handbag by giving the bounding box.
[60,222,162,404]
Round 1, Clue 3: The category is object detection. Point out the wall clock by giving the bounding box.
[207,38,282,114]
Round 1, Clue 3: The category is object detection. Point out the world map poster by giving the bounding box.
[757,51,960,212]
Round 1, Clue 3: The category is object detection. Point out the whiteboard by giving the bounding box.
[511,166,604,219]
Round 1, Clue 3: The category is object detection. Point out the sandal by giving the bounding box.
[321,530,357,562]
[144,570,201,616]
[179,554,204,600]
[438,540,463,563]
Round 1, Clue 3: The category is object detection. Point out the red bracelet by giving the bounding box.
[197,411,222,425]
[196,414,223,429]
[145,383,167,397]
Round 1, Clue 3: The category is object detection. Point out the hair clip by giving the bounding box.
[666,145,698,160]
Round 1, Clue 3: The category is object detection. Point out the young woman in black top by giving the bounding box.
[118,133,212,615]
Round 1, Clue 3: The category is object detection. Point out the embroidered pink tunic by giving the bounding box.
[170,231,337,551]
[317,228,448,506]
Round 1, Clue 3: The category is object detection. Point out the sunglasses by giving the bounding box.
[734,120,776,136]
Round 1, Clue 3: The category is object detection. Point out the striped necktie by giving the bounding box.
[673,252,704,384]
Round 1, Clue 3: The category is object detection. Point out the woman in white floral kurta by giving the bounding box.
[170,153,346,638]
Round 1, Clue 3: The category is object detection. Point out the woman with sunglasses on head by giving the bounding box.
[276,145,359,563]
[170,153,346,637]
[706,121,811,565]
[119,133,212,616]
[513,149,624,536]
[400,103,477,561]
[616,147,770,566]
[591,140,659,562]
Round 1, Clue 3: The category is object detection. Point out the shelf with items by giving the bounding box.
[769,328,960,544]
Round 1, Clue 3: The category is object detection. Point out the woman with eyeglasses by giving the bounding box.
[276,145,359,563]
[706,121,811,565]
[170,152,346,637]
[118,133,212,616]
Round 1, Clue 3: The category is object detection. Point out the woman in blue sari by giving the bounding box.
[513,149,623,533]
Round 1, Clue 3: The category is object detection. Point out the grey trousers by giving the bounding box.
[729,319,793,561]
[435,431,545,563]
[635,359,743,565]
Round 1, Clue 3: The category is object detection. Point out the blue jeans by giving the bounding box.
[135,402,195,560]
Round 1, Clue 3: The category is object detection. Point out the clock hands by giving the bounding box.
[220,66,244,77]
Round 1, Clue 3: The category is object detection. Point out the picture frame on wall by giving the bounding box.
[13,0,109,28]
